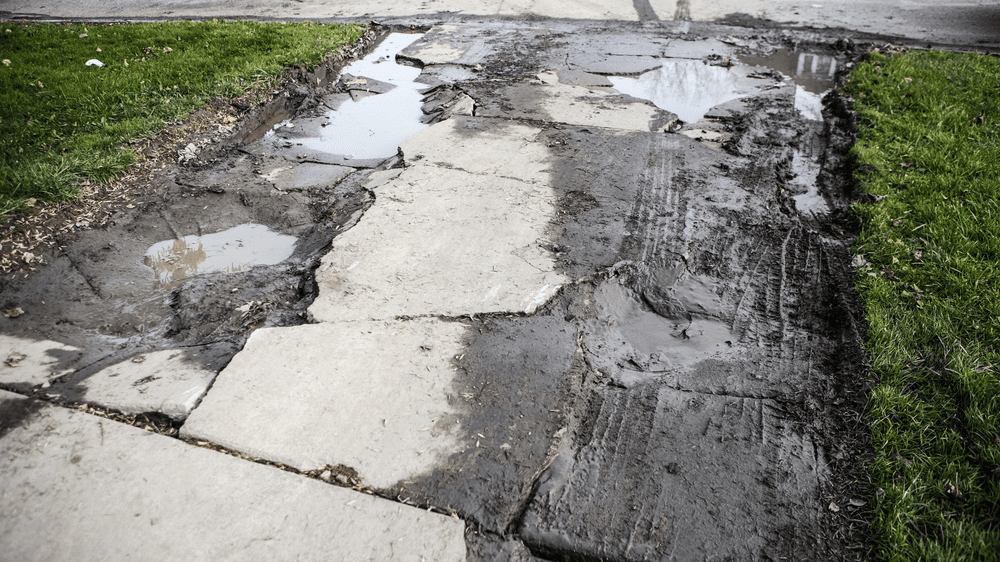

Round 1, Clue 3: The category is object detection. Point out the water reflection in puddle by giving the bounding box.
[794,86,824,121]
[144,224,297,284]
[789,151,829,215]
[740,49,838,94]
[742,49,842,121]
[270,33,428,161]
[608,61,751,123]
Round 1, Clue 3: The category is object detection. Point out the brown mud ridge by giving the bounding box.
[2,20,878,561]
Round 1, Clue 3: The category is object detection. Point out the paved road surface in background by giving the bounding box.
[2,0,999,47]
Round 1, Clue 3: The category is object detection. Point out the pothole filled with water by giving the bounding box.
[608,60,767,124]
[741,49,842,121]
[143,224,297,284]
[259,33,429,166]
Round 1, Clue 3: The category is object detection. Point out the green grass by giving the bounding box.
[0,20,365,216]
[845,50,1000,560]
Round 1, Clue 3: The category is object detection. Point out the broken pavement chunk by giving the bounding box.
[51,343,237,421]
[310,164,565,322]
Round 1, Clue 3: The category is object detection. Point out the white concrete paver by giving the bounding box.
[181,319,468,489]
[0,389,466,562]
[310,164,564,322]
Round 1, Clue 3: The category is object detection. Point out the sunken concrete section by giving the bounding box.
[309,118,567,322]
[182,319,469,488]
[520,384,828,560]
[48,343,237,421]
[0,390,466,561]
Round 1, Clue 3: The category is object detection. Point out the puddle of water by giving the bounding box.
[143,224,297,284]
[608,61,756,124]
[266,33,428,162]
[739,49,839,94]
[788,150,829,215]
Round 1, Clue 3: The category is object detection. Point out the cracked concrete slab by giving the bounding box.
[473,74,675,132]
[181,319,469,489]
[0,390,466,561]
[184,314,580,532]
[550,69,613,87]
[521,384,828,561]
[0,335,84,390]
[309,161,566,322]
[565,52,663,76]
[48,343,237,421]
[400,24,495,66]
[400,116,549,183]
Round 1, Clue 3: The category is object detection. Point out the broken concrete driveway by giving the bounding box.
[2,19,879,561]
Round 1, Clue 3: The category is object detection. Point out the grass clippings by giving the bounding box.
[0,20,366,218]
[846,49,1000,560]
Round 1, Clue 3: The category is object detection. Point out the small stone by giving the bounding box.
[335,474,348,484]
[319,470,332,481]
[2,307,25,318]
[828,502,840,513]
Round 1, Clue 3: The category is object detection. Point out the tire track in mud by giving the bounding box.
[521,384,829,561]
[514,58,867,559]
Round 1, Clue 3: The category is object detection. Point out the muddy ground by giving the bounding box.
[0,17,890,560]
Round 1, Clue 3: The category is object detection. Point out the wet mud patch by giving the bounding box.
[512,42,871,558]
[386,314,582,534]
[464,529,543,562]
[0,393,43,440]
[0,93,378,419]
